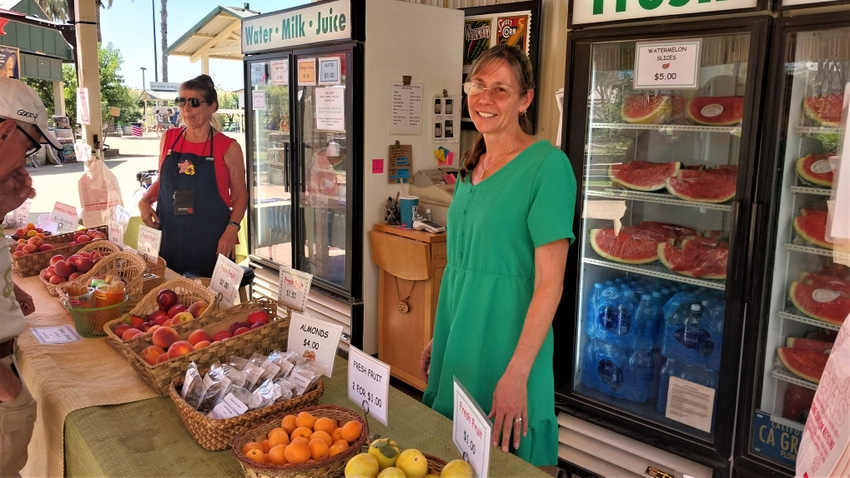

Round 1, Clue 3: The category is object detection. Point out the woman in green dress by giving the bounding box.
[420,46,576,466]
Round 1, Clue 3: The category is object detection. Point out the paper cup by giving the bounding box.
[399,196,419,228]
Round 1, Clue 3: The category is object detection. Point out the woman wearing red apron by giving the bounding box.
[138,74,248,277]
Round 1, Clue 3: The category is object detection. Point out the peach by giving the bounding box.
[113,323,131,337]
[193,340,211,350]
[148,309,169,326]
[155,353,170,364]
[167,303,189,318]
[139,345,166,365]
[151,326,179,349]
[187,329,213,346]
[213,330,232,342]
[187,301,208,318]
[234,326,250,336]
[122,327,143,341]
[49,275,65,285]
[22,244,38,254]
[170,311,194,326]
[38,243,55,252]
[167,340,195,359]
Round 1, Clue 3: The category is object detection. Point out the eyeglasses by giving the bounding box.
[1,118,41,157]
[463,82,516,101]
[175,97,208,108]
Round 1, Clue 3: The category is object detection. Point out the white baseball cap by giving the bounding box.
[0,77,62,150]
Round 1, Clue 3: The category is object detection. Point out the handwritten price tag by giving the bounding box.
[108,205,132,245]
[278,266,313,311]
[137,225,162,261]
[288,312,343,377]
[347,347,390,426]
[453,379,491,478]
[50,201,78,231]
[14,200,31,228]
[318,57,340,85]
[210,254,244,307]
[634,39,701,90]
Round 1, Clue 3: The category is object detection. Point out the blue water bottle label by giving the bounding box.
[674,325,715,357]
[597,358,625,391]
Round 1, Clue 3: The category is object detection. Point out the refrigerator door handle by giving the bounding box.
[746,201,762,304]
[284,141,291,193]
[725,199,744,301]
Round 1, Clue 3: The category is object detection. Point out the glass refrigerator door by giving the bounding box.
[571,31,752,444]
[749,23,849,470]
[248,56,294,269]
[294,49,353,294]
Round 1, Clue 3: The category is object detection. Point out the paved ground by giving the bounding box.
[19,131,246,223]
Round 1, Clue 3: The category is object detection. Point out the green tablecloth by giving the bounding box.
[65,358,549,477]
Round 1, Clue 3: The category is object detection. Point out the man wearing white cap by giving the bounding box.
[0,77,60,477]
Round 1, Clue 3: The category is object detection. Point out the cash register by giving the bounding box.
[409,168,458,207]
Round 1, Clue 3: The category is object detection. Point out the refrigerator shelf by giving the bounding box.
[777,310,841,332]
[784,243,834,257]
[789,185,832,197]
[770,368,818,391]
[796,126,844,135]
[585,189,735,211]
[584,257,726,290]
[590,122,741,135]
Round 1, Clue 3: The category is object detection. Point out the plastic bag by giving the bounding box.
[78,148,123,227]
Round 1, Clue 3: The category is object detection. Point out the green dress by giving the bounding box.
[422,141,576,466]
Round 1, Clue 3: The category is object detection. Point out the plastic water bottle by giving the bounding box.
[657,359,719,417]
[627,349,659,403]
[581,339,629,398]
[589,283,620,341]
[586,283,603,336]
[633,294,661,352]
[661,297,724,370]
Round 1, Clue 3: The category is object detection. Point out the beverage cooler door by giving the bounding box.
[742,19,849,473]
[558,19,766,459]
[247,55,295,269]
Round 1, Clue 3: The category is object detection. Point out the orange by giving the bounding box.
[310,430,333,447]
[269,430,290,448]
[290,436,309,446]
[329,439,349,457]
[313,416,337,435]
[309,438,330,461]
[261,439,271,452]
[281,414,298,434]
[291,426,313,440]
[295,411,317,429]
[267,444,288,465]
[284,441,311,464]
[241,441,263,455]
[331,427,344,443]
[244,448,266,464]
[340,420,363,443]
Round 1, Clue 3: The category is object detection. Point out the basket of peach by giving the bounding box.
[231,405,368,478]
[10,225,108,277]
[39,240,122,296]
[168,351,325,451]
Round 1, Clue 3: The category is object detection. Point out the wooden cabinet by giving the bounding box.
[369,224,447,391]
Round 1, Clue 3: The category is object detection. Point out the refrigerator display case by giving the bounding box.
[736,12,850,477]
[555,15,770,477]
[241,0,462,352]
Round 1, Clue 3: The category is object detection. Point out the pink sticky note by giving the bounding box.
[372,159,384,174]
[446,151,454,165]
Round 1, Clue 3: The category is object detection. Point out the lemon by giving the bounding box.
[396,448,428,478]
[368,438,401,470]
[344,452,380,478]
[377,467,406,478]
[441,459,474,478]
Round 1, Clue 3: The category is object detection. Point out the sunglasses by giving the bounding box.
[463,82,516,101]
[174,97,208,108]
[1,118,41,157]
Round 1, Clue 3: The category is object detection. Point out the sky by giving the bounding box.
[99,0,306,91]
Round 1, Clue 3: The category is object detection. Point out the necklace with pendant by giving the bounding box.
[394,276,416,314]
[477,142,518,180]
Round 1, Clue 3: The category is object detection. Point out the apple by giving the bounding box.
[148,309,168,326]
[170,311,194,326]
[229,321,249,335]
[187,301,208,318]
[249,321,265,330]
[187,329,213,346]
[246,310,270,326]
[167,303,189,318]
[213,330,232,342]
[53,260,75,279]
[157,289,179,311]
[233,326,250,336]
[121,328,143,341]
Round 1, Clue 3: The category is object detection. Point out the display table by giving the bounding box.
[10,267,549,477]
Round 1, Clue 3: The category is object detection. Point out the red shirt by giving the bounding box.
[159,127,235,207]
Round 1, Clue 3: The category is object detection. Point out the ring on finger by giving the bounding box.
[514,417,522,423]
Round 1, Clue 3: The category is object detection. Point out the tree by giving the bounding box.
[161,0,168,81]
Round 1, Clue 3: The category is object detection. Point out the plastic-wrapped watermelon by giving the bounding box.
[609,161,681,191]
[795,152,834,188]
[665,165,737,203]
[621,94,687,124]
[686,97,744,126]
[803,94,844,127]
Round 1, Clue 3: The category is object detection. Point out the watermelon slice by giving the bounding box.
[785,336,833,354]
[793,212,832,249]
[795,153,834,188]
[783,384,816,422]
[634,221,697,239]
[686,97,745,126]
[799,271,850,295]
[777,347,828,384]
[666,166,737,203]
[609,161,681,191]
[589,227,669,264]
[803,94,844,127]
[788,281,850,326]
[621,94,687,124]
[657,239,729,280]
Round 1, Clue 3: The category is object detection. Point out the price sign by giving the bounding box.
[278,266,313,311]
[137,225,162,262]
[453,379,491,478]
[634,39,701,90]
[108,205,132,245]
[210,254,244,307]
[347,347,390,425]
[50,201,78,231]
[317,57,340,85]
[14,200,31,228]
[270,60,289,86]
[288,312,343,377]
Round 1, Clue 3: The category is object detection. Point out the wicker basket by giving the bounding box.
[141,256,167,294]
[64,295,128,338]
[10,226,108,277]
[105,298,286,395]
[169,374,324,451]
[232,405,369,478]
[40,240,123,296]
[103,276,218,350]
[51,251,146,314]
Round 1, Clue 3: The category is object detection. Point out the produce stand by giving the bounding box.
[10,265,549,478]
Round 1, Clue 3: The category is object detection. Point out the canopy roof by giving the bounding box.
[163,5,258,63]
